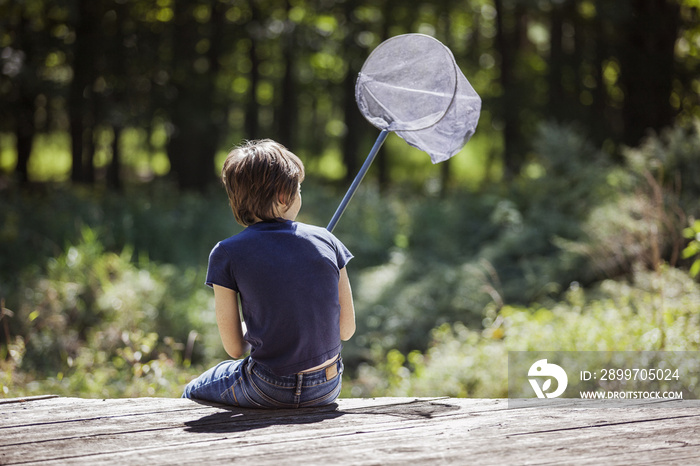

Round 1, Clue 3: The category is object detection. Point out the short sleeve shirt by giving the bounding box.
[205,219,353,375]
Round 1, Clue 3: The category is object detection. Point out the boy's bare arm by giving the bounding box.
[213,284,251,358]
[339,267,356,341]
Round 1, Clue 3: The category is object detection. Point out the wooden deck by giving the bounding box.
[1,395,699,465]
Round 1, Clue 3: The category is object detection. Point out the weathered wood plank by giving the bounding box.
[1,397,699,465]
[0,395,60,405]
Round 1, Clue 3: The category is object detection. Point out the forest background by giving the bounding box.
[1,0,700,399]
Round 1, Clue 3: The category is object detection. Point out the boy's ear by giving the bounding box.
[277,192,287,207]
[275,192,290,214]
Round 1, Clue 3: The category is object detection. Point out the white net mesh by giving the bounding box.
[355,34,482,163]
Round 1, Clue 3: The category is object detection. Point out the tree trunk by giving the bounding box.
[277,0,296,150]
[618,0,680,146]
[591,0,613,145]
[14,109,33,185]
[494,0,523,180]
[245,1,261,140]
[103,0,129,191]
[439,0,454,196]
[341,67,362,185]
[340,0,366,185]
[548,1,565,121]
[68,0,99,184]
[13,15,34,186]
[165,0,222,191]
[374,0,395,190]
[107,125,122,191]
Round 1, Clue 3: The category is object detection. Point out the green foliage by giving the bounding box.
[1,227,215,398]
[683,219,700,278]
[0,182,239,293]
[343,122,612,362]
[343,120,700,394]
[624,119,700,215]
[322,185,401,269]
[4,0,699,191]
[345,265,700,398]
[556,119,700,280]
[522,121,612,218]
[4,120,700,399]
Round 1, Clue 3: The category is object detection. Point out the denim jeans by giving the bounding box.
[182,356,343,409]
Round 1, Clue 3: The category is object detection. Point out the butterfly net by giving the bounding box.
[355,34,482,163]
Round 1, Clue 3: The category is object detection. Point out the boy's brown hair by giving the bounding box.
[222,139,305,226]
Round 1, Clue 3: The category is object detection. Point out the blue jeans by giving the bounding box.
[182,356,343,409]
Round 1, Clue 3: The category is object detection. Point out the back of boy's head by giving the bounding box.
[222,139,305,226]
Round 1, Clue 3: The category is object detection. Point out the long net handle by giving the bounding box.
[326,130,390,232]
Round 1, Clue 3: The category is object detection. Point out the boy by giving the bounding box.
[183,139,355,408]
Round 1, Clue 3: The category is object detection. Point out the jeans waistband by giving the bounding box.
[248,356,342,383]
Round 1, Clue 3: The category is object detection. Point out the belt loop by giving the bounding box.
[295,373,303,397]
[247,358,255,374]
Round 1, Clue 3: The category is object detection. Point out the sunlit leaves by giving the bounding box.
[309,51,346,82]
[192,4,211,23]
[682,220,700,277]
[314,14,337,37]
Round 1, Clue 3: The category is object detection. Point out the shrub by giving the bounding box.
[557,119,700,280]
[1,228,215,398]
[344,264,700,398]
[624,118,700,216]
[344,122,614,365]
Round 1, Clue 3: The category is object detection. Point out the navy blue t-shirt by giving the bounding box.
[205,219,353,375]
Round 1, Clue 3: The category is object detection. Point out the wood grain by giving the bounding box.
[1,396,698,465]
